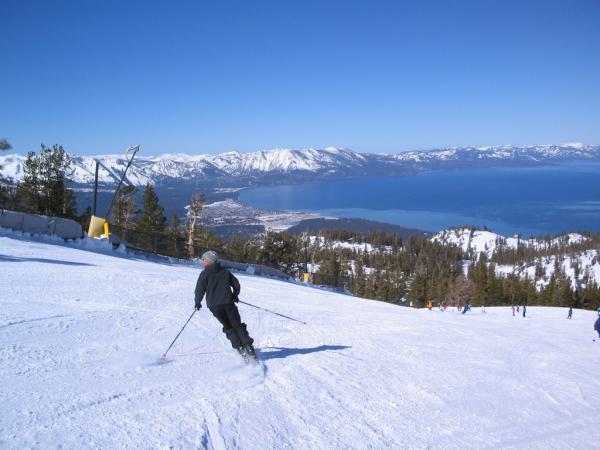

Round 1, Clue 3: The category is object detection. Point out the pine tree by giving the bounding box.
[17,151,42,213]
[375,269,392,301]
[581,279,600,310]
[169,213,181,237]
[110,185,138,230]
[167,213,183,256]
[136,183,166,235]
[470,253,489,307]
[555,274,574,307]
[486,264,503,306]
[353,259,366,297]
[260,232,300,276]
[406,272,428,308]
[17,144,76,217]
[38,144,76,217]
[525,279,537,306]
[226,234,249,262]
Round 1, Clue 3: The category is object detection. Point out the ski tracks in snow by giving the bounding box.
[200,399,228,450]
[2,233,600,449]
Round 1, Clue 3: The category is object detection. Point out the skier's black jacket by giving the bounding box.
[195,262,240,308]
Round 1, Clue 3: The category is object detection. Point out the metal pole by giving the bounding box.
[162,309,196,358]
[239,300,306,325]
[105,145,140,219]
[304,238,309,274]
[92,160,99,215]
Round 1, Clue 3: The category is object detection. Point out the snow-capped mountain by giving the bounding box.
[1,143,598,187]
[389,143,600,163]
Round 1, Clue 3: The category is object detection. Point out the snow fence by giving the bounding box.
[0,209,83,240]
[221,259,293,282]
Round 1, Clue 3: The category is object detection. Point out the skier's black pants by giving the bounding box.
[209,304,253,348]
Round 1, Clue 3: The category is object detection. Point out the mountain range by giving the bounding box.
[1,143,599,188]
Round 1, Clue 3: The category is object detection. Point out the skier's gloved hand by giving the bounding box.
[195,303,202,310]
[232,296,239,303]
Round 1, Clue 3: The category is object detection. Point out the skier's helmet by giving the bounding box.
[201,250,218,265]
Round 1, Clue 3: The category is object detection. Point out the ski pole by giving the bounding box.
[238,300,306,325]
[162,309,196,358]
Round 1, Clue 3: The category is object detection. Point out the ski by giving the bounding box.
[237,345,259,365]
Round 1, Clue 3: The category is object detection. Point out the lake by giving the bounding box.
[240,162,600,237]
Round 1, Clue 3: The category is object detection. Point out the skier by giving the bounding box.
[194,250,256,361]
[522,305,527,318]
[512,305,516,317]
[567,307,573,319]
[595,309,600,339]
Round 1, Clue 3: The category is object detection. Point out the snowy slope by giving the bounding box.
[1,230,600,449]
[2,143,599,186]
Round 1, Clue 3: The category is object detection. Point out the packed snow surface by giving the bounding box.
[1,231,600,449]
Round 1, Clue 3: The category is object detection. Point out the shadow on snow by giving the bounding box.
[258,345,351,361]
[0,254,95,266]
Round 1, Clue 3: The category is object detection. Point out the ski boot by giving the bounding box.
[236,346,250,364]
[243,344,258,364]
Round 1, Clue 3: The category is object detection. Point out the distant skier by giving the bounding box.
[595,309,600,339]
[194,251,256,361]
[512,305,516,317]
[522,305,527,318]
[567,307,573,319]
[462,303,471,314]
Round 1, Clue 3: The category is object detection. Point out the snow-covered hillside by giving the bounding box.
[1,230,600,449]
[495,250,600,291]
[433,228,588,259]
[2,143,598,186]
[308,235,392,253]
[433,228,599,290]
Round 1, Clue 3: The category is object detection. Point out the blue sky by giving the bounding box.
[2,0,599,156]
